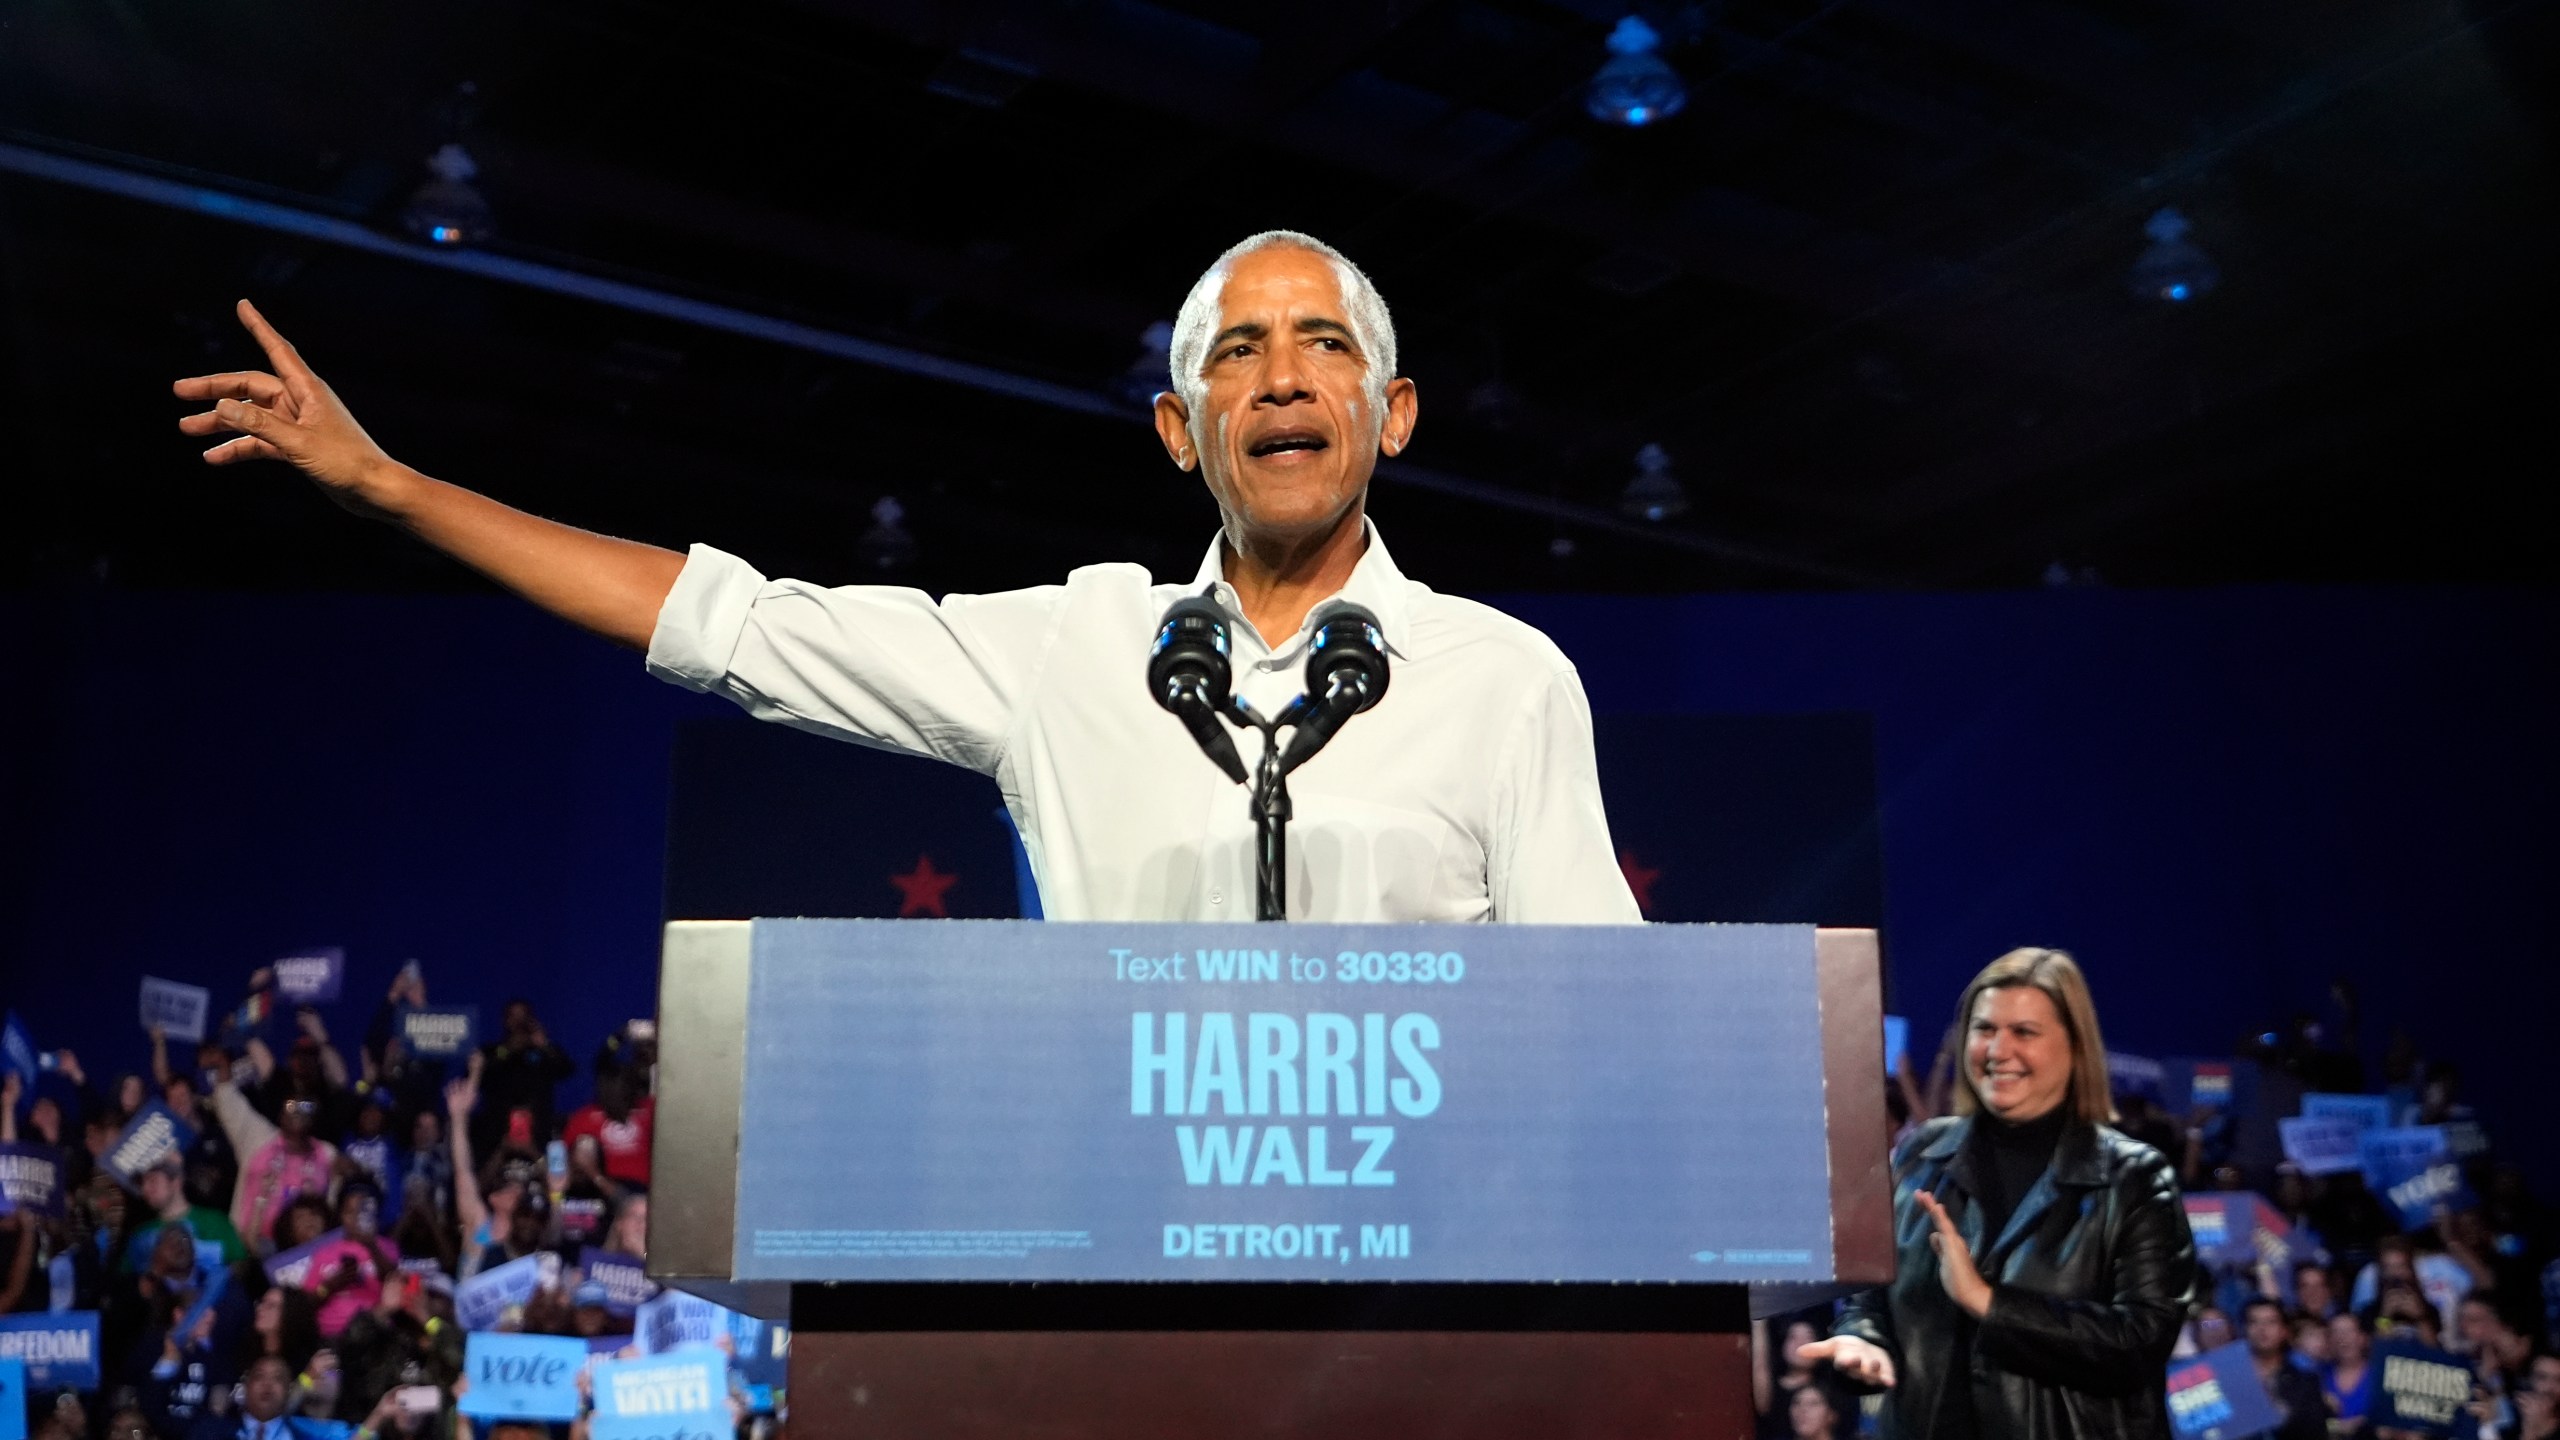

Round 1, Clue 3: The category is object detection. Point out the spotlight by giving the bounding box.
[858,496,917,571]
[1617,443,1689,521]
[1587,16,1686,128]
[2128,208,2219,304]
[402,144,494,248]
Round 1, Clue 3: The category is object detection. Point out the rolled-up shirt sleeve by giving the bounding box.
[645,543,1063,775]
[1486,665,1643,924]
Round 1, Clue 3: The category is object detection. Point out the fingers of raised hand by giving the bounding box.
[173,370,287,406]
[235,299,317,383]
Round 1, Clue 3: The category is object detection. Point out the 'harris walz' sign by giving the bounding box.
[727,920,1842,1284]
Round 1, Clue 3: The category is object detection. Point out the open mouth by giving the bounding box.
[1247,429,1330,458]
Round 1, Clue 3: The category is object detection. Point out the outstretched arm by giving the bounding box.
[176,300,684,650]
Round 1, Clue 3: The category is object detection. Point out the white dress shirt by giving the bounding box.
[646,522,1639,924]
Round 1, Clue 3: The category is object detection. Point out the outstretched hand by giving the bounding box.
[1916,1190,1994,1317]
[174,300,407,515]
[1798,1335,1896,1389]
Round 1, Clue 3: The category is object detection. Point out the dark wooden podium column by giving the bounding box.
[783,1283,1758,1440]
[791,1331,1751,1439]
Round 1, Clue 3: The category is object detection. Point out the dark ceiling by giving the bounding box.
[4,0,2554,596]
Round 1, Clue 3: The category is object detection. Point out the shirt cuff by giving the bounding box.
[644,543,766,693]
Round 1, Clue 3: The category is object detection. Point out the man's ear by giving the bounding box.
[1152,391,1197,471]
[1378,377,1419,457]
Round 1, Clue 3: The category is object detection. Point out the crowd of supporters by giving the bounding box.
[1,963,700,1440]
[10,960,2556,1440]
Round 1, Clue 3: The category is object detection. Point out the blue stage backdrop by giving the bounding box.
[3,582,2552,1187]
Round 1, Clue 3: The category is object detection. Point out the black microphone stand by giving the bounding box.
[1222,696,1309,922]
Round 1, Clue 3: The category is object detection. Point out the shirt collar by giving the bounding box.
[1186,517,1416,660]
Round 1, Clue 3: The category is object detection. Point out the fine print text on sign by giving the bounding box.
[730,919,1840,1285]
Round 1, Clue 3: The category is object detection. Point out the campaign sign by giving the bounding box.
[2361,1127,2474,1228]
[727,1316,786,1391]
[2108,1051,2167,1099]
[139,978,212,1044]
[0,1312,102,1391]
[399,1006,479,1060]
[1882,1015,1907,1075]
[2173,1059,2242,1113]
[0,1357,24,1440]
[635,1292,725,1357]
[459,1334,587,1421]
[2279,1115,2367,1177]
[2166,1342,2283,1440]
[0,1144,65,1219]
[730,920,1838,1283]
[2,1013,41,1088]
[272,949,346,1006]
[2370,1341,2473,1437]
[2181,1194,2289,1271]
[100,1102,198,1193]
[454,1252,555,1332]
[2302,1093,2394,1132]
[581,1250,653,1316]
[265,1229,346,1289]
[591,1352,729,1440]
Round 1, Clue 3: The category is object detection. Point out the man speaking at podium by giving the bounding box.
[174,231,1640,926]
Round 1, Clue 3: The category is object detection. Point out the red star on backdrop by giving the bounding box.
[889,854,960,918]
[1618,849,1661,917]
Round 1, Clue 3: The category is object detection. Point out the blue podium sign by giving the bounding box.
[721,920,1849,1284]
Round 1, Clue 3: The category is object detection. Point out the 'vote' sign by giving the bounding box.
[458,1334,587,1421]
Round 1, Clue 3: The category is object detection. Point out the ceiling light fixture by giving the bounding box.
[1587,16,1686,128]
[2128,207,2219,304]
[401,144,494,248]
[1618,443,1689,521]
[858,496,917,572]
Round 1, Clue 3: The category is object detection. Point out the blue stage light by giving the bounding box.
[1587,16,1686,128]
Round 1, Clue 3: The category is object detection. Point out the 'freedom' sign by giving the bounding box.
[0,1312,102,1392]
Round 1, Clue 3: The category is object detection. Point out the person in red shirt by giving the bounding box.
[559,1072,652,1187]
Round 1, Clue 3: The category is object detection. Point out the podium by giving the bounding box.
[648,920,1892,1439]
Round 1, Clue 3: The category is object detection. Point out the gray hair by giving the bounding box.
[1166,231,1398,422]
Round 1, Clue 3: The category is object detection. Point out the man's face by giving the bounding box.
[412,1111,441,1149]
[2529,1355,2560,1401]
[2244,1304,2288,1358]
[505,1003,534,1036]
[140,1167,182,1216]
[163,1081,197,1122]
[280,1097,316,1139]
[2296,1268,2332,1314]
[242,1360,291,1420]
[1154,246,1417,554]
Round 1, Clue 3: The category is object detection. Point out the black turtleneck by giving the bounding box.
[1969,1102,2072,1243]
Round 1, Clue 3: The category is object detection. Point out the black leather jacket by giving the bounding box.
[1834,1115,2200,1440]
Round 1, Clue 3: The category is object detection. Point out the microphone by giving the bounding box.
[1147,593,1248,785]
[1279,602,1390,773]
